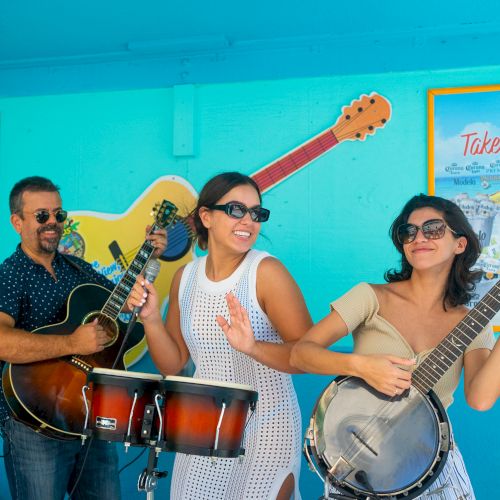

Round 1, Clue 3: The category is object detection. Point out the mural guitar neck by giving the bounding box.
[251,92,391,192]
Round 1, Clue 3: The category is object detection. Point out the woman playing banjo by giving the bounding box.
[291,194,500,498]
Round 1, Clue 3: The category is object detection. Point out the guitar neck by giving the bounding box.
[100,231,159,319]
[413,280,500,393]
[251,129,339,193]
[250,93,391,193]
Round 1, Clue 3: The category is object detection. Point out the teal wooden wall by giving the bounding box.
[1,65,499,498]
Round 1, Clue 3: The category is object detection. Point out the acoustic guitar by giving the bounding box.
[2,200,177,440]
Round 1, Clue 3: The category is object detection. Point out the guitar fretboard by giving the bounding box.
[101,237,157,318]
[252,129,339,193]
[99,200,177,319]
[413,280,500,394]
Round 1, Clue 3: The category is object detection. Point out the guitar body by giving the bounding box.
[2,283,144,440]
[304,376,450,499]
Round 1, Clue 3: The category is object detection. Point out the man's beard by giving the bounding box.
[37,224,63,253]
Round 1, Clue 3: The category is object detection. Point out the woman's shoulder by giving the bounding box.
[371,281,407,299]
[254,253,295,282]
[171,263,189,291]
[255,253,280,270]
[254,254,302,301]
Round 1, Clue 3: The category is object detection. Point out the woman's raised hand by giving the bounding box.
[216,292,257,355]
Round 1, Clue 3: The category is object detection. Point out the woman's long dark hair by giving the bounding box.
[191,171,262,250]
[385,194,481,308]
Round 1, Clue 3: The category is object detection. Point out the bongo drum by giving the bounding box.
[158,376,258,458]
[84,368,162,446]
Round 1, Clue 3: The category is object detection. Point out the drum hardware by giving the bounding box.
[81,384,91,445]
[139,404,157,444]
[137,445,168,500]
[152,393,164,457]
[124,391,139,452]
[238,399,257,463]
[210,401,227,463]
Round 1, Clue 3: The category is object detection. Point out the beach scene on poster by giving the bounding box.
[433,89,500,313]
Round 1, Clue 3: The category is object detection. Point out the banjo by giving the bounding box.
[304,280,499,499]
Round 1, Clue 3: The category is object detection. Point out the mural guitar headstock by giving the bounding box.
[330,93,391,143]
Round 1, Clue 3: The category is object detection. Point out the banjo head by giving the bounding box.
[306,376,450,498]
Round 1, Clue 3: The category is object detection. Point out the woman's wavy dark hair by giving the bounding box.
[191,171,262,250]
[385,194,481,308]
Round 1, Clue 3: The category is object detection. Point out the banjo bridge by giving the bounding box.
[351,430,378,456]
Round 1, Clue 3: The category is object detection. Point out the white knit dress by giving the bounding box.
[170,249,302,500]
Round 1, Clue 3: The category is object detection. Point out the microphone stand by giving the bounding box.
[111,313,137,369]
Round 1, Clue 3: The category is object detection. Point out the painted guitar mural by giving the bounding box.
[59,92,392,366]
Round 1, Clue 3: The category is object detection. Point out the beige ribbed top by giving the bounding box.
[331,282,496,409]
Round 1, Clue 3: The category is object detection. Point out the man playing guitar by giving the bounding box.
[0,176,166,500]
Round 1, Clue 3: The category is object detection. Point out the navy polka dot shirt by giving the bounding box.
[0,244,114,422]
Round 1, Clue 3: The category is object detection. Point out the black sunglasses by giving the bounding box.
[209,202,270,222]
[396,218,458,244]
[23,209,68,224]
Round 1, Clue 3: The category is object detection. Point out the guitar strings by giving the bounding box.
[336,391,399,465]
[337,387,436,476]
[413,288,499,393]
[77,216,183,365]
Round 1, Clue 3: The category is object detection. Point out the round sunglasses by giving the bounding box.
[396,218,458,244]
[209,202,270,222]
[22,209,68,224]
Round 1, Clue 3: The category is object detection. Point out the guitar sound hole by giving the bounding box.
[82,312,119,347]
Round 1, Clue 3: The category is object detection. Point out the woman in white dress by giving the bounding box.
[291,194,500,499]
[128,172,312,499]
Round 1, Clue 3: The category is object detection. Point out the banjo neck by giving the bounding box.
[413,279,500,394]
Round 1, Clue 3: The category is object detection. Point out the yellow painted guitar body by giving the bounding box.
[58,175,197,366]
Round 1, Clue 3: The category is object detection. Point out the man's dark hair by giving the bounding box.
[9,176,60,215]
